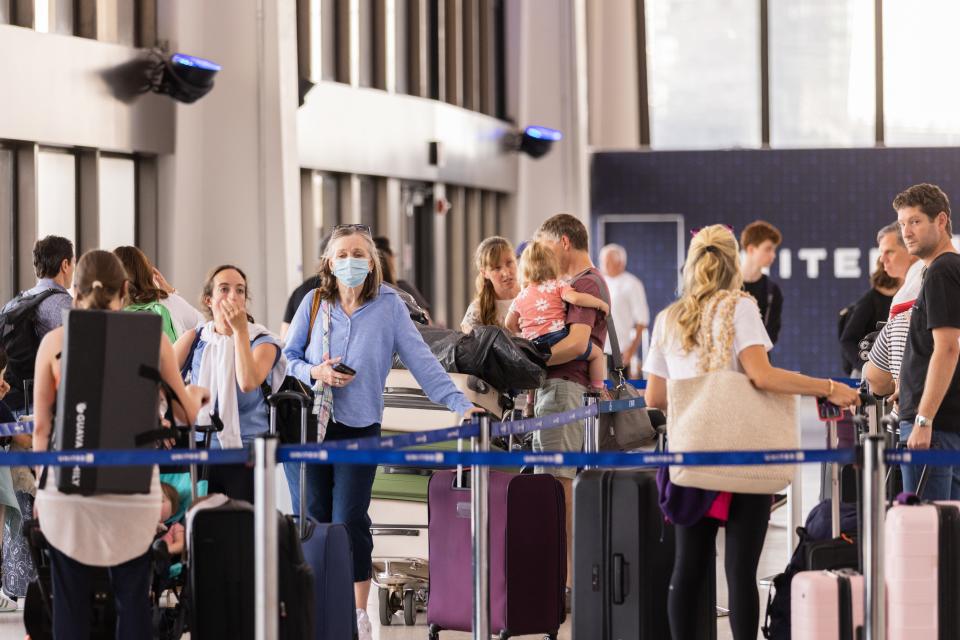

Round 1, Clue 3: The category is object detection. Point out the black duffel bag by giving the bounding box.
[395,325,546,392]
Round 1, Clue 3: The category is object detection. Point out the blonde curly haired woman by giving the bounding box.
[643,225,858,640]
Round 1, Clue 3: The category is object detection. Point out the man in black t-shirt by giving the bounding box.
[895,183,960,498]
[740,221,784,345]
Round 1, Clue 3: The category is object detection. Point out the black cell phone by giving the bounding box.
[332,362,357,376]
[816,396,844,422]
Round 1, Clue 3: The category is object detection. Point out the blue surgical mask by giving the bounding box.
[332,257,371,288]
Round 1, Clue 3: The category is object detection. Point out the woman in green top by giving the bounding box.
[113,246,179,342]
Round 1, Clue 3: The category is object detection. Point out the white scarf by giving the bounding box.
[195,321,285,449]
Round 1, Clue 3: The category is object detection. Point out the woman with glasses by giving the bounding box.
[283,224,481,640]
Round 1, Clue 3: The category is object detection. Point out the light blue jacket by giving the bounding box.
[284,285,473,428]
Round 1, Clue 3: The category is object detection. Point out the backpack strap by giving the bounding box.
[304,289,322,351]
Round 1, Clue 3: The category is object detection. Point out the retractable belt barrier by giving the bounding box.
[6,444,960,468]
[0,383,904,640]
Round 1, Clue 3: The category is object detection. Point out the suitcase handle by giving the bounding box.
[266,390,310,407]
[612,553,628,605]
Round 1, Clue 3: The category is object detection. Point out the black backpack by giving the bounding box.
[0,288,64,411]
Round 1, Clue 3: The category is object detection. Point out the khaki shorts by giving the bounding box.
[532,377,588,479]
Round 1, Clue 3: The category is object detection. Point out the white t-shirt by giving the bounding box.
[643,297,773,381]
[603,272,650,355]
[161,292,207,337]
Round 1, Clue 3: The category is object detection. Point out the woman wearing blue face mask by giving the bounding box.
[282,224,481,639]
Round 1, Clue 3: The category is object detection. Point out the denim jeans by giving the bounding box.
[283,420,380,582]
[899,420,960,500]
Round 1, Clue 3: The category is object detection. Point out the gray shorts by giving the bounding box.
[532,377,588,479]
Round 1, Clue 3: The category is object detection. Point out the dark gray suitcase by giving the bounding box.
[573,469,716,640]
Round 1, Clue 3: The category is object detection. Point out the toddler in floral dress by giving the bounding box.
[505,241,609,390]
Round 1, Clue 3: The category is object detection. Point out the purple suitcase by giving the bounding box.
[426,469,566,640]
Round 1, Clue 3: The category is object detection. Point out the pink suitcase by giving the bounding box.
[886,501,960,639]
[790,569,863,639]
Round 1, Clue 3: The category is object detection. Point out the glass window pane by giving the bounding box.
[0,146,13,303]
[883,0,960,145]
[359,176,378,232]
[646,0,761,149]
[770,0,875,147]
[395,0,409,93]
[37,149,77,246]
[98,156,136,249]
[322,0,338,81]
[358,0,375,87]
[36,0,74,35]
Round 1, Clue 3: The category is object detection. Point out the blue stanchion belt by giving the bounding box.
[1,444,959,468]
[278,446,857,468]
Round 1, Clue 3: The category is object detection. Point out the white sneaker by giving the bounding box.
[0,593,17,613]
[356,608,373,640]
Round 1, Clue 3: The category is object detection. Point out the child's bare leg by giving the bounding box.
[587,346,607,390]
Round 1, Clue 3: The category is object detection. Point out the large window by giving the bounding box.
[769,0,875,147]
[98,155,136,249]
[36,148,77,245]
[646,0,761,149]
[883,0,960,145]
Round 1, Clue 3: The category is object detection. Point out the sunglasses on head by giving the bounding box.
[690,224,735,238]
[334,223,372,236]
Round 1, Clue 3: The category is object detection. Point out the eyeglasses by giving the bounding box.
[690,224,735,238]
[333,223,372,236]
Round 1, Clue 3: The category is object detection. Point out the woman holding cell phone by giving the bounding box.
[283,224,481,640]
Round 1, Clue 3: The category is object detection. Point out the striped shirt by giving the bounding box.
[868,308,911,380]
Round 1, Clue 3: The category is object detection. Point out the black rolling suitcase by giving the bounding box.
[187,499,315,639]
[573,469,716,640]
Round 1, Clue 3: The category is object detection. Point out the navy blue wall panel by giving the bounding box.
[591,148,960,375]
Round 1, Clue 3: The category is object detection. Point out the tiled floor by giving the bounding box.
[0,404,830,640]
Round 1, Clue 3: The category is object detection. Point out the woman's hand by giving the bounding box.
[152,268,176,294]
[218,299,249,336]
[309,355,356,389]
[827,381,860,409]
[185,384,211,410]
[0,377,9,400]
[461,407,484,421]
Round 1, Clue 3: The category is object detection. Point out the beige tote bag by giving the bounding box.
[665,292,798,494]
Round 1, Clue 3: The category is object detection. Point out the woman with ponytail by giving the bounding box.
[32,250,207,639]
[460,236,520,333]
[643,225,859,640]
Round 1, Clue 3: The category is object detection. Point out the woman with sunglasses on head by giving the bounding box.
[173,265,285,502]
[643,225,858,640]
[32,250,208,639]
[283,224,482,640]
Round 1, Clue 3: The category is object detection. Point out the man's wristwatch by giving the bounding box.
[915,415,931,429]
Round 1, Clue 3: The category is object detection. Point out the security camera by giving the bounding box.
[147,52,222,104]
[503,125,563,159]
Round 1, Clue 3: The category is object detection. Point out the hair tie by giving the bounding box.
[91,280,103,289]
[703,246,719,255]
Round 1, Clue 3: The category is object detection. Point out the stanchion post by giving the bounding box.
[255,435,279,640]
[472,414,491,640]
[829,418,841,538]
[863,434,885,640]
[582,391,601,468]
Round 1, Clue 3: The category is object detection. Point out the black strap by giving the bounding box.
[577,270,624,383]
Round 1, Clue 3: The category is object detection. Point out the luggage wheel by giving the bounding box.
[379,585,423,626]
